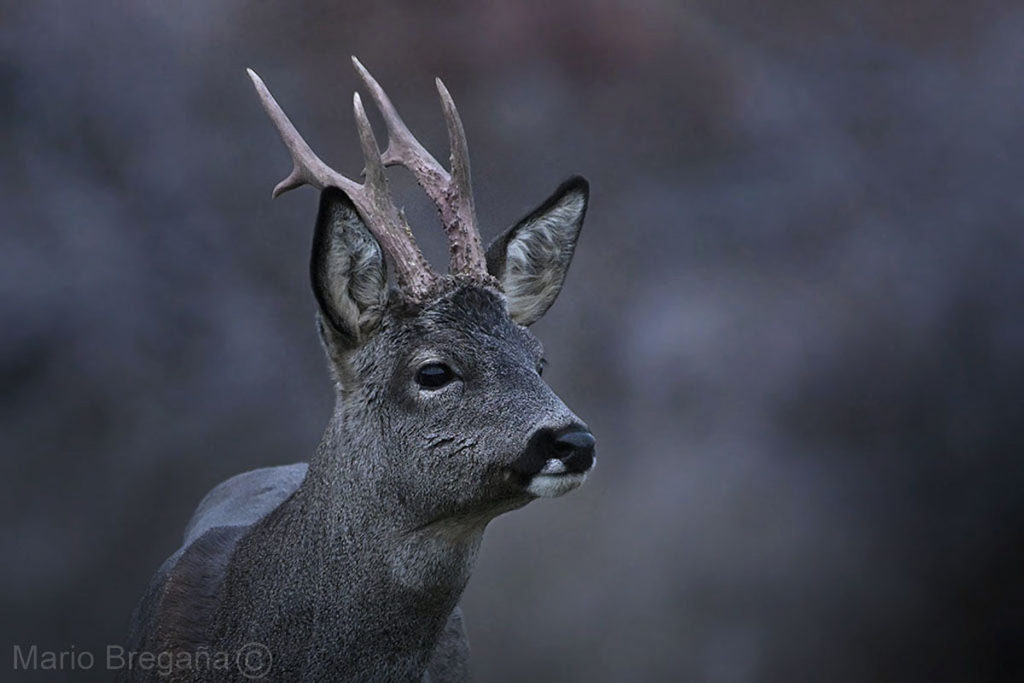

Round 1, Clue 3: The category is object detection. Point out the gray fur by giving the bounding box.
[126,182,591,681]
[182,464,307,545]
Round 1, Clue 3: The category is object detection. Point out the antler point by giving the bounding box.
[246,68,266,91]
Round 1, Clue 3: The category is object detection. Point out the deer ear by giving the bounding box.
[310,187,387,349]
[486,176,589,326]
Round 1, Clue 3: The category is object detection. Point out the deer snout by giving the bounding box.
[509,424,596,498]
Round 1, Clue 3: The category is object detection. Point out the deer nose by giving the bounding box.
[552,427,595,473]
[508,424,597,478]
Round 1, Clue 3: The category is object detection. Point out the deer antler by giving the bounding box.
[247,68,437,298]
[350,57,488,279]
[248,61,494,294]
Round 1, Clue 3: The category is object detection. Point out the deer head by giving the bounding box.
[248,58,593,529]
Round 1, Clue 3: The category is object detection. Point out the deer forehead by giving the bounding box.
[389,285,542,359]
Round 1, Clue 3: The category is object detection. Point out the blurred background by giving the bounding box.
[2,1,1023,681]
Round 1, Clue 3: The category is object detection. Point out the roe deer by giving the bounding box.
[124,57,594,682]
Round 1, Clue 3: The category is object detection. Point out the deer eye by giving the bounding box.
[416,362,455,389]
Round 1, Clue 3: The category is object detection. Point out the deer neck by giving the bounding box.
[300,410,487,583]
[221,410,483,678]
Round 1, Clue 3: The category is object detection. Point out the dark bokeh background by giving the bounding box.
[3,1,1023,681]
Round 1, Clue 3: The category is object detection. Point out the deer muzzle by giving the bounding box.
[508,424,596,498]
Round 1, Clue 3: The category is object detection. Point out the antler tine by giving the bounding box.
[350,57,447,188]
[434,76,486,275]
[351,57,488,278]
[247,69,358,199]
[352,93,388,191]
[248,68,436,297]
[434,78,471,206]
[350,93,436,294]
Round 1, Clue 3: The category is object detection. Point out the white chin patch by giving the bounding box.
[526,459,590,498]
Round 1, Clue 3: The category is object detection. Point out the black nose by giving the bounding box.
[552,427,596,473]
[508,425,597,478]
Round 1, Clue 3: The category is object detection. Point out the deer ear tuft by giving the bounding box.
[311,188,387,349]
[486,176,588,326]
